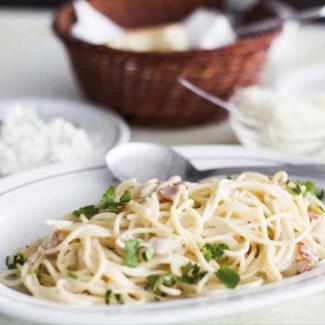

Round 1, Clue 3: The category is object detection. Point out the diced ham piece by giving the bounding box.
[41,229,65,249]
[159,183,183,201]
[142,237,181,255]
[297,242,320,273]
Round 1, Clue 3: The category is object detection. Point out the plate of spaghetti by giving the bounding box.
[0,145,325,325]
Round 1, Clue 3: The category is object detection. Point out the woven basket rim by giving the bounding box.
[53,0,283,59]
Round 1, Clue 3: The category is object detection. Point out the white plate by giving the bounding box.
[0,145,323,325]
[0,98,130,172]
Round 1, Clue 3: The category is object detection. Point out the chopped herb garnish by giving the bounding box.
[142,247,154,262]
[72,205,99,219]
[123,239,140,267]
[99,186,132,212]
[285,180,302,195]
[285,180,324,200]
[34,268,41,280]
[72,186,132,219]
[99,186,116,209]
[5,252,26,270]
[305,181,316,194]
[202,243,229,262]
[105,290,124,304]
[215,265,240,289]
[105,290,112,304]
[147,275,161,292]
[115,293,124,304]
[147,274,175,293]
[67,271,78,280]
[177,262,207,284]
[105,202,121,213]
[120,190,132,204]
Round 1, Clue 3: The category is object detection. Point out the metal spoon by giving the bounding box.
[106,143,325,183]
[179,78,262,127]
[237,5,325,36]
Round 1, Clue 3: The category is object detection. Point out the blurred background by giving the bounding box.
[0,0,325,150]
[0,0,325,148]
[0,0,323,8]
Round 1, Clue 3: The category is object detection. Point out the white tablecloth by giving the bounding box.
[1,8,325,325]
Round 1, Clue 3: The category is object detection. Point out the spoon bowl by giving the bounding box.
[106,143,325,183]
[106,143,197,183]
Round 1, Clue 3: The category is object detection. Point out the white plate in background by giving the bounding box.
[1,145,323,325]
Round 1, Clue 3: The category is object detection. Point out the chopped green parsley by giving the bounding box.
[72,185,132,219]
[105,290,124,304]
[142,247,154,262]
[5,252,26,270]
[147,274,175,293]
[215,265,240,289]
[123,239,140,267]
[72,205,99,219]
[177,262,208,284]
[202,243,229,262]
[285,180,324,199]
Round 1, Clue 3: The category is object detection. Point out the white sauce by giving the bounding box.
[0,105,94,176]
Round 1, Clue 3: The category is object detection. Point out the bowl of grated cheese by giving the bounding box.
[229,86,325,159]
[0,98,130,177]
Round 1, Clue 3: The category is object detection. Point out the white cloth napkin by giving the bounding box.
[183,8,236,50]
[71,0,236,50]
[71,0,124,45]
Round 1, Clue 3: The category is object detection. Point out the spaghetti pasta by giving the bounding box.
[1,171,325,305]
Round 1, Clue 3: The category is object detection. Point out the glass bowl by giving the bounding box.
[229,98,325,159]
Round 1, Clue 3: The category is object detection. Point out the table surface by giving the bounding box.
[1,8,325,325]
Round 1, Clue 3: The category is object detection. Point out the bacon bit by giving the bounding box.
[41,229,65,249]
[308,213,320,222]
[159,183,183,201]
[297,242,319,273]
[142,237,181,255]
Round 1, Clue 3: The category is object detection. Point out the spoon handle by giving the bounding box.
[238,5,325,36]
[195,163,325,181]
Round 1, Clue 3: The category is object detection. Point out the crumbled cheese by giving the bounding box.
[0,105,94,176]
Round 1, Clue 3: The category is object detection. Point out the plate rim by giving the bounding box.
[0,144,319,325]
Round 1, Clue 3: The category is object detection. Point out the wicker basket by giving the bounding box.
[54,0,282,128]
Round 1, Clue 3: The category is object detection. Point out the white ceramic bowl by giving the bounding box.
[0,97,130,174]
